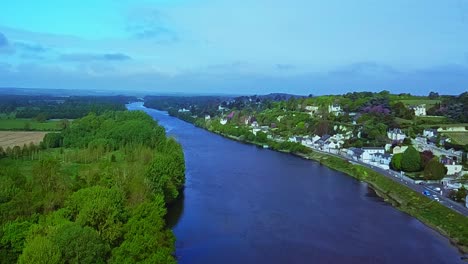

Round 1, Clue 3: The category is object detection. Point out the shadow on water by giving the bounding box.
[166,191,185,229]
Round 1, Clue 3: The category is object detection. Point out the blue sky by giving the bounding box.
[0,0,467,95]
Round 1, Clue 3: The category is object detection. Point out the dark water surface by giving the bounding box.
[128,103,464,264]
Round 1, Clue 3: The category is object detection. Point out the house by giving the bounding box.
[441,157,463,175]
[288,136,303,143]
[220,118,228,125]
[387,128,406,141]
[410,104,426,116]
[305,105,319,116]
[218,105,227,111]
[415,136,427,144]
[372,153,392,165]
[347,147,364,161]
[178,108,190,113]
[392,146,408,154]
[251,121,259,128]
[323,141,339,152]
[362,147,385,162]
[204,115,211,121]
[252,128,262,136]
[328,104,343,116]
[423,128,438,138]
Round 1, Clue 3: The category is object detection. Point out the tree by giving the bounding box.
[34,113,48,122]
[449,187,467,203]
[50,222,109,264]
[401,146,421,172]
[18,236,61,264]
[43,133,63,148]
[390,153,402,171]
[423,158,446,180]
[420,150,434,169]
[110,197,176,264]
[65,186,125,245]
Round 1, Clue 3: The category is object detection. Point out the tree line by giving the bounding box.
[0,110,185,263]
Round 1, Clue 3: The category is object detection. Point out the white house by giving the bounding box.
[328,104,343,116]
[410,104,426,116]
[362,147,385,162]
[423,128,437,138]
[305,105,319,116]
[347,147,364,161]
[178,108,190,113]
[387,128,406,141]
[220,118,228,125]
[204,115,211,121]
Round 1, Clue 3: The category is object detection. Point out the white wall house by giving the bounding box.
[205,115,211,121]
[305,105,319,116]
[328,104,343,116]
[423,129,437,138]
[411,104,426,116]
[393,146,408,154]
[387,128,406,141]
[220,118,228,125]
[445,164,463,176]
[178,108,190,113]
[362,147,385,162]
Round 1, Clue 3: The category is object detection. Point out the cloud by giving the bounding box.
[59,52,132,62]
[276,64,295,70]
[0,32,8,47]
[14,41,47,53]
[125,8,179,43]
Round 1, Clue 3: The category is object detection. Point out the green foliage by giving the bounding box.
[423,158,446,180]
[18,236,61,264]
[401,146,422,172]
[50,222,109,264]
[66,186,125,245]
[42,133,63,148]
[0,110,184,262]
[390,153,402,171]
[110,196,176,264]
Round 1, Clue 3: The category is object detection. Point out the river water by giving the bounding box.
[127,102,464,264]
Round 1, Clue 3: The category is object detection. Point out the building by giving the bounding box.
[392,146,408,154]
[178,108,190,113]
[441,157,463,175]
[347,147,364,161]
[410,104,426,116]
[387,128,406,141]
[220,118,228,125]
[328,104,343,116]
[423,128,438,138]
[305,105,319,116]
[362,147,385,162]
[204,115,211,121]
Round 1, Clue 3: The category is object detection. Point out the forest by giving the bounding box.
[0,110,185,263]
[0,95,135,119]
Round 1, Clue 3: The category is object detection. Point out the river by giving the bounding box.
[127,102,464,264]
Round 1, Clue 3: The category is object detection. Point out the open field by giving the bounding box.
[443,132,468,145]
[398,99,441,107]
[0,131,47,148]
[0,118,60,131]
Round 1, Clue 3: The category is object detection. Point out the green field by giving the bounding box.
[443,132,468,145]
[0,118,60,131]
[398,99,441,107]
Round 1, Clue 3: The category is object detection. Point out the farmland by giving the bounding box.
[0,118,60,131]
[398,99,441,107]
[0,131,47,149]
[443,132,468,145]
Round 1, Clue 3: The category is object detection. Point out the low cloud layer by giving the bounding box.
[59,53,132,62]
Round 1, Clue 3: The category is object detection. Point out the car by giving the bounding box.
[423,191,431,196]
[434,187,441,192]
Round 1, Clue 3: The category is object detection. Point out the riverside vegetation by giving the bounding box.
[0,110,185,263]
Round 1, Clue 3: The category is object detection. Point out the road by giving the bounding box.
[312,148,468,216]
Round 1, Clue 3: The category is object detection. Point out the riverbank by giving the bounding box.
[150,108,468,255]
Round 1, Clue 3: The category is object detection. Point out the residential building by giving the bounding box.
[328,104,343,116]
[393,146,408,154]
[423,128,438,138]
[410,104,426,116]
[387,128,406,141]
[362,147,385,162]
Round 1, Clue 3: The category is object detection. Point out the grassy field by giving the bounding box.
[0,131,47,148]
[0,118,60,131]
[443,132,468,145]
[398,99,441,107]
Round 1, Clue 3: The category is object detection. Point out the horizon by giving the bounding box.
[1,0,468,95]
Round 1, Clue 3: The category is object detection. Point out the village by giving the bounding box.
[191,98,468,213]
